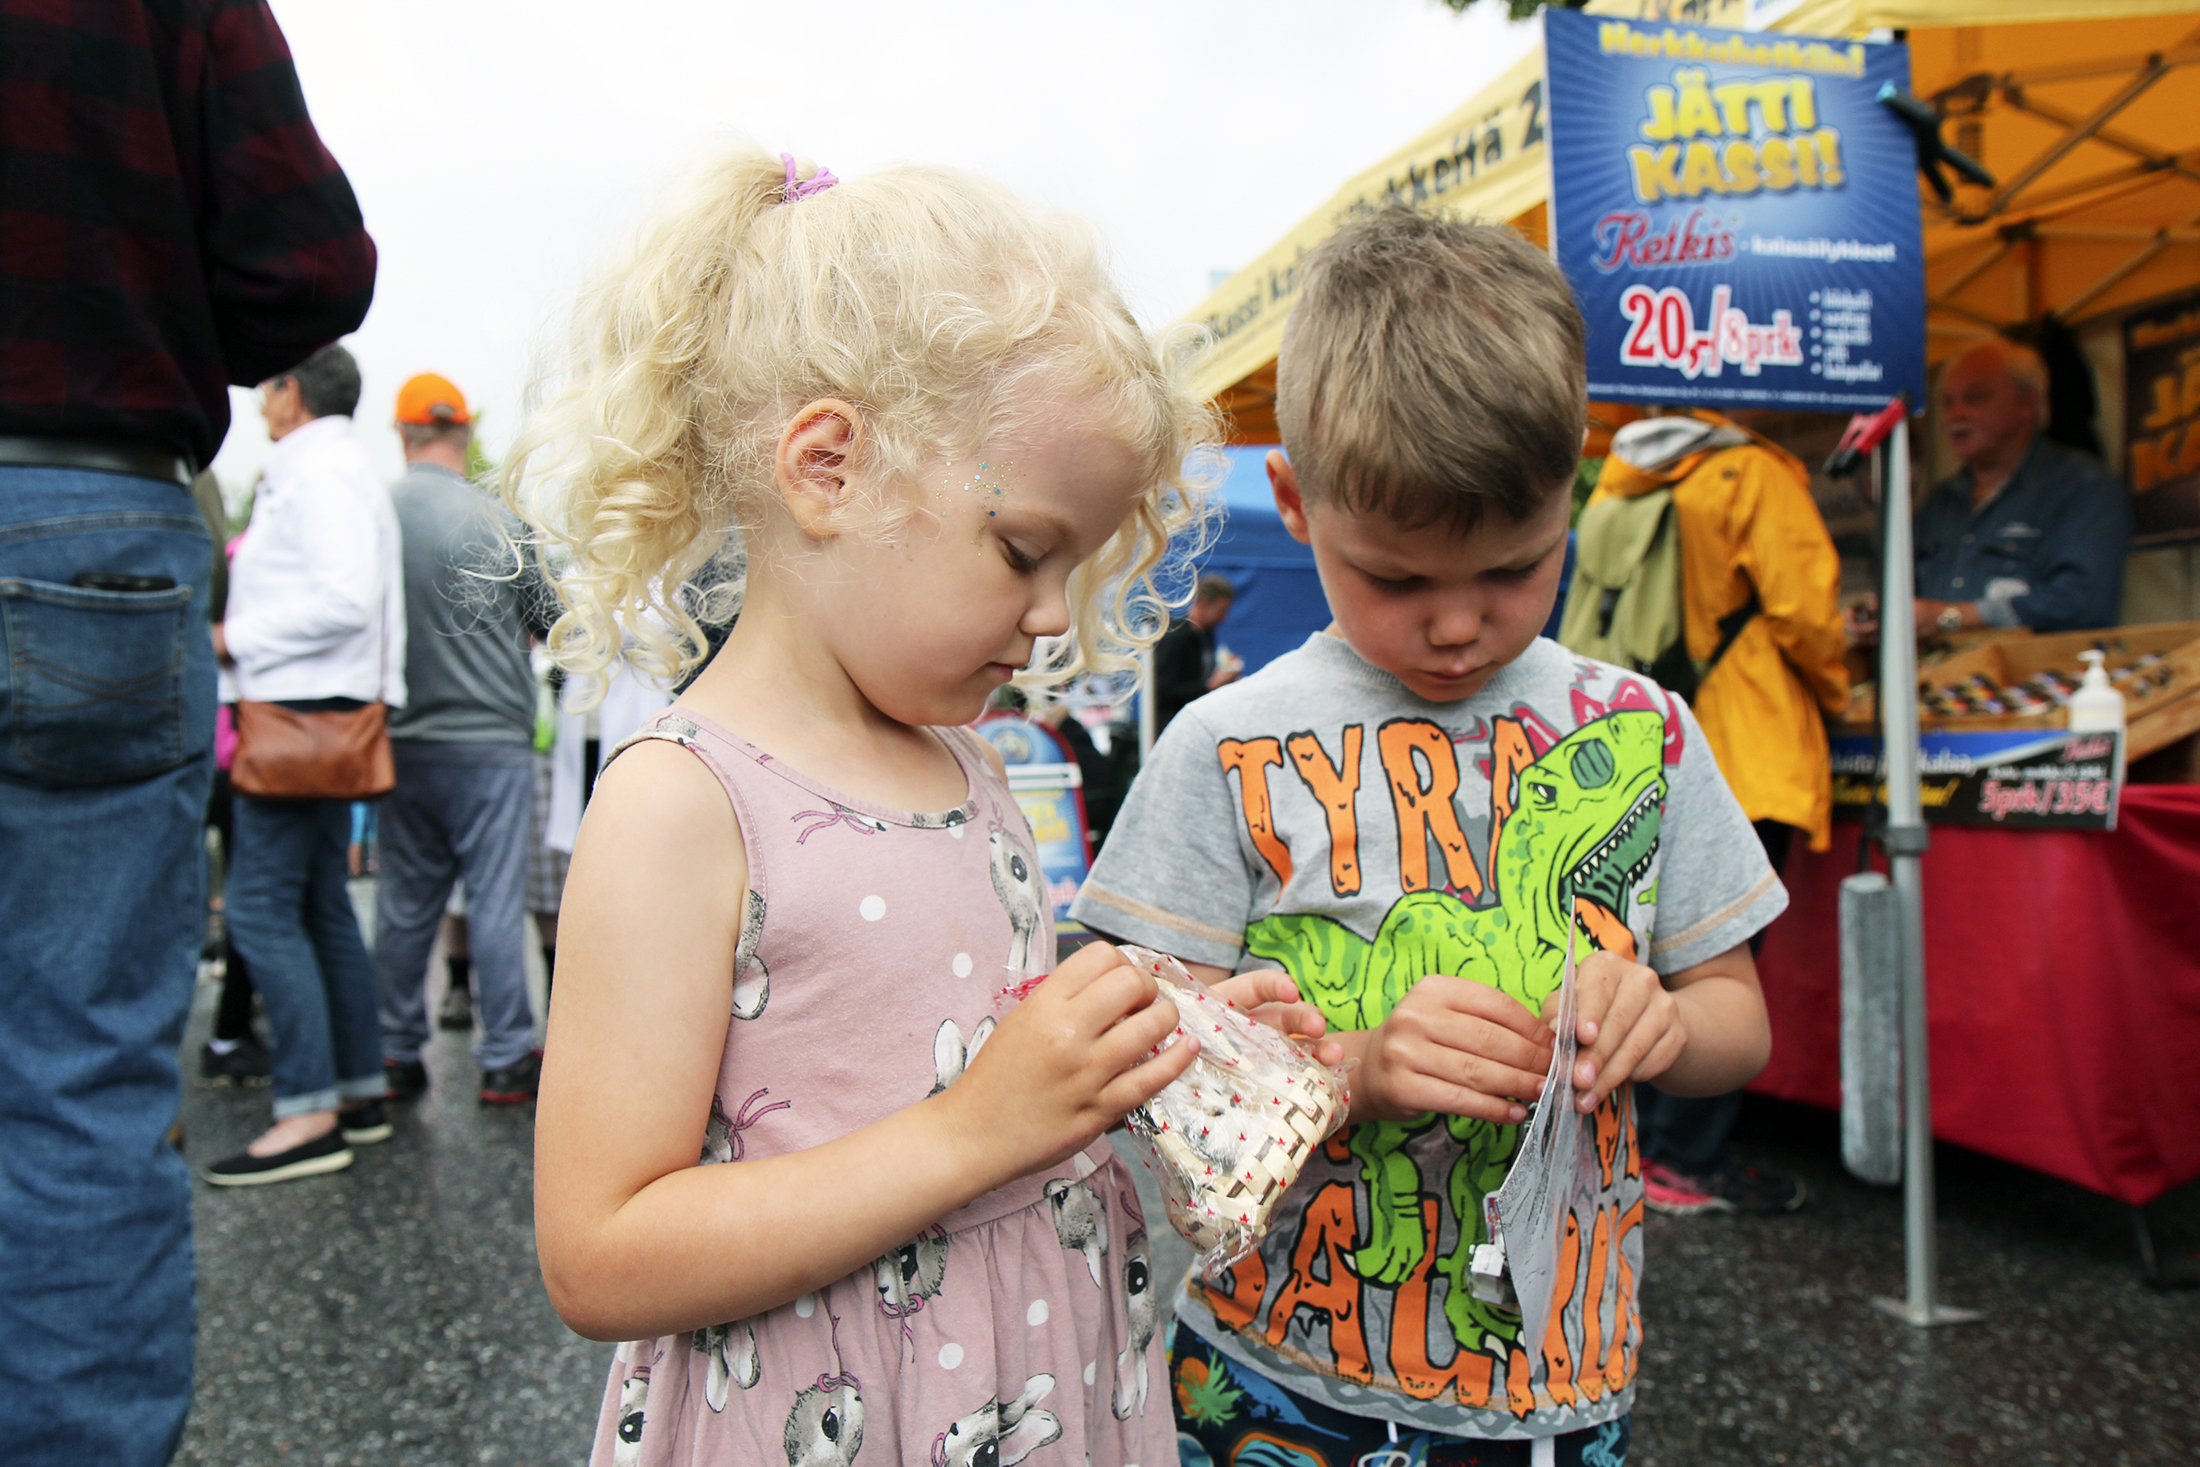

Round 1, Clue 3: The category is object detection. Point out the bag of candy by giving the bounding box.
[1084,945,1351,1274]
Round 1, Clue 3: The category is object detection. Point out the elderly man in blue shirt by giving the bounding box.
[1911,340,2133,638]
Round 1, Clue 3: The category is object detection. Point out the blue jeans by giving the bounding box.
[1636,820,1794,1181]
[227,795,387,1118]
[1635,1085,1744,1178]
[375,742,538,1071]
[0,465,213,1466]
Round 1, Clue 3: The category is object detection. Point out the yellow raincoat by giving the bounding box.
[1590,413,1850,851]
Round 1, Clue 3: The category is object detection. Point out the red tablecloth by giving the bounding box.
[1751,785,2200,1207]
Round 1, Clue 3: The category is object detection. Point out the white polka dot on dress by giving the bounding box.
[1026,1298,1049,1326]
[794,1293,815,1318]
[1083,1359,1096,1386]
[939,1342,964,1369]
[952,953,973,978]
[859,895,886,922]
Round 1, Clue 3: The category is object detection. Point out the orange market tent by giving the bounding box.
[1185,0,2200,448]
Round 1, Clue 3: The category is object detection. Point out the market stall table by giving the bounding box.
[1751,785,2200,1207]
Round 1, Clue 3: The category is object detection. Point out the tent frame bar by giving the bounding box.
[1967,36,2200,91]
[1998,90,2200,185]
[2028,223,2200,244]
[2057,204,2200,320]
[1920,16,2200,329]
[1979,58,2171,218]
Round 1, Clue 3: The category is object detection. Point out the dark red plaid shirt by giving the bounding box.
[1,0,376,470]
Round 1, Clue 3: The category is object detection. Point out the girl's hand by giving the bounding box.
[1207,968,1345,1070]
[934,942,1194,1182]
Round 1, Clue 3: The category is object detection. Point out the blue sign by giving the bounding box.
[1830,729,2121,830]
[973,717,1093,923]
[1544,8,1925,410]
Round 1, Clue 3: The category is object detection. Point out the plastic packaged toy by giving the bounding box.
[1117,946,1351,1272]
[1003,946,1351,1274]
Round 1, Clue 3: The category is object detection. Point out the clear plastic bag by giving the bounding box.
[1110,945,1352,1275]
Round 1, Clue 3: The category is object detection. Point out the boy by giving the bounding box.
[1071,210,1779,1465]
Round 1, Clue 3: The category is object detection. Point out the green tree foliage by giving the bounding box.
[465,413,497,482]
[1438,0,1587,18]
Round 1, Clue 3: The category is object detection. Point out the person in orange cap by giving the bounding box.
[393,371,471,430]
[376,373,556,1106]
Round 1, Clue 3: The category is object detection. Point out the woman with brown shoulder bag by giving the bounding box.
[204,347,406,1185]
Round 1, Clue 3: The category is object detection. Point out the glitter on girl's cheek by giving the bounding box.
[951,459,1017,541]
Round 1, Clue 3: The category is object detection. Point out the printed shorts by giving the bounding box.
[525,750,568,915]
[1169,1329,1630,1467]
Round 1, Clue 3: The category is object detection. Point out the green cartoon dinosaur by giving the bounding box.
[1243,710,1668,1352]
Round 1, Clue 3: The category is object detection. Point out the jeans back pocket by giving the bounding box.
[1,577,194,786]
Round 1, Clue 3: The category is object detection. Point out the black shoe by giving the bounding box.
[384,1057,428,1101]
[479,1052,541,1106]
[438,984,473,1031]
[1719,1163,1809,1214]
[198,1037,273,1088]
[201,1129,353,1186]
[339,1098,392,1145]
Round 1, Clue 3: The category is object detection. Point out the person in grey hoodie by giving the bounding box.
[373,373,554,1106]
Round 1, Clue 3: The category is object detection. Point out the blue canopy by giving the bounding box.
[1157,446,1578,681]
[1177,446,1330,676]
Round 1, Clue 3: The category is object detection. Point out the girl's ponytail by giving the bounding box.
[502,150,795,695]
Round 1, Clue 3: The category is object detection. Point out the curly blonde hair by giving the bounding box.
[502,147,1219,702]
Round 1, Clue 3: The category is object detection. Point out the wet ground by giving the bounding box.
[176,904,2199,1465]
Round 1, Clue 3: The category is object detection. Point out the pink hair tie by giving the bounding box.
[779,152,838,204]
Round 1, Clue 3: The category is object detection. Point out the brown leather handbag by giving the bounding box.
[230,699,394,799]
[229,577,397,800]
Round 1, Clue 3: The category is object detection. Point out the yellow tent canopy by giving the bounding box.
[1188,0,2200,442]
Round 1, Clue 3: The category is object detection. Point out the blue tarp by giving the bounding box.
[1178,446,1330,676]
[1158,445,1577,680]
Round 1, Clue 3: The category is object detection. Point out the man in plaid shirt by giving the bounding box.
[0,4,375,1461]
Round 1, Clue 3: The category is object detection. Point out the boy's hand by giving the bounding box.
[1544,950,1688,1113]
[1354,976,1554,1125]
[1206,968,1344,1069]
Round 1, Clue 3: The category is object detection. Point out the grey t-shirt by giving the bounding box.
[386,464,544,746]
[1072,633,1783,1440]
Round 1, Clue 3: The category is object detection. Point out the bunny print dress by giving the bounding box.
[589,710,1171,1467]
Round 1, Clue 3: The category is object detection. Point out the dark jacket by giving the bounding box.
[1152,617,1215,731]
[0,0,377,467]
[1915,437,2132,632]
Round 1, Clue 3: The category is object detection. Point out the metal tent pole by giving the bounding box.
[1869,414,1980,1329]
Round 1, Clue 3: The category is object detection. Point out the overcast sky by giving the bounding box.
[211,0,1539,496]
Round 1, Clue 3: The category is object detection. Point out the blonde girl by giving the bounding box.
[515,149,1324,1467]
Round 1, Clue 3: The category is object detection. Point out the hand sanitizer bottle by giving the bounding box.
[2068,648,2126,822]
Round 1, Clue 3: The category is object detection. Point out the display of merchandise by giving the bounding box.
[1906,646,2180,726]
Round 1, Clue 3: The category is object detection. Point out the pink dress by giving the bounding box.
[589,709,1172,1467]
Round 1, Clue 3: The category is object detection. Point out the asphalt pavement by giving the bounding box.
[174,902,2199,1466]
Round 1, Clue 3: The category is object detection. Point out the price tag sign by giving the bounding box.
[1544,8,1925,410]
[1830,729,2123,831]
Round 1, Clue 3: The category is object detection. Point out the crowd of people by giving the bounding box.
[0,5,2140,1467]
[197,353,573,1184]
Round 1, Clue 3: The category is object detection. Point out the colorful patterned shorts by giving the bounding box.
[1169,1328,1630,1467]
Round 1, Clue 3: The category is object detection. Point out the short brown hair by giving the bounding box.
[1275,209,1585,534]
[400,421,471,454]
